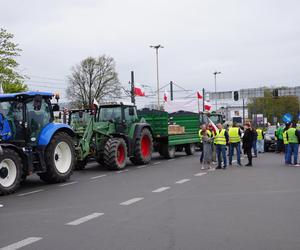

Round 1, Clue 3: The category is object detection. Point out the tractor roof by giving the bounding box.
[0,91,53,100]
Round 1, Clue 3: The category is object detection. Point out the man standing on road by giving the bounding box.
[286,123,300,166]
[215,123,229,169]
[252,127,258,157]
[243,123,254,166]
[283,123,290,165]
[256,127,265,153]
[228,122,242,166]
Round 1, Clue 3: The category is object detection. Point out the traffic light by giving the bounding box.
[233,91,239,101]
[272,89,279,97]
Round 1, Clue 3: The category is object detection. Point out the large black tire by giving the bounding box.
[0,148,23,195]
[74,158,87,170]
[39,132,75,183]
[163,145,176,159]
[130,128,153,165]
[103,138,127,170]
[185,144,196,155]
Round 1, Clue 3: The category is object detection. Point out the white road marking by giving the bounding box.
[194,172,207,177]
[152,186,170,193]
[59,181,78,187]
[116,169,129,174]
[0,204,3,208]
[175,179,191,184]
[17,189,44,197]
[153,162,161,165]
[0,237,42,250]
[167,159,175,162]
[137,165,147,169]
[90,174,107,180]
[66,212,104,226]
[120,197,144,206]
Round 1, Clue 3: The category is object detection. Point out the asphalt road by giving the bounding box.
[1,152,300,250]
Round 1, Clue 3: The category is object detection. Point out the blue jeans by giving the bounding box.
[287,143,299,165]
[216,144,227,168]
[257,139,264,153]
[252,139,257,155]
[229,143,241,165]
[284,144,289,164]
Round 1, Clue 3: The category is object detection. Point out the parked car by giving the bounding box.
[264,126,277,152]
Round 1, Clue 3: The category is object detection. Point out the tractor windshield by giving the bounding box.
[98,106,122,122]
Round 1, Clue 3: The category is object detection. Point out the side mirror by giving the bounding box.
[52,104,60,112]
[129,107,135,116]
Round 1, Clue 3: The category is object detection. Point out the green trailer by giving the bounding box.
[138,109,200,158]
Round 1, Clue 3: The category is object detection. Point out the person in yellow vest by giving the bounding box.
[283,123,290,165]
[256,127,265,153]
[286,123,300,166]
[215,123,229,169]
[228,122,242,166]
[199,124,212,164]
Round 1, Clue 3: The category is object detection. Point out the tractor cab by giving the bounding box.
[97,102,138,134]
[0,91,58,146]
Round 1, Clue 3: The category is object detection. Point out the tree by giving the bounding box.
[247,88,300,124]
[0,28,27,92]
[66,55,121,108]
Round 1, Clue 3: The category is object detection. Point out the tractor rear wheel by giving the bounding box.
[0,148,23,195]
[185,144,196,155]
[130,128,153,165]
[103,138,127,170]
[39,132,75,183]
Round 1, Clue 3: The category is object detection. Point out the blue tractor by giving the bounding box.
[0,92,75,195]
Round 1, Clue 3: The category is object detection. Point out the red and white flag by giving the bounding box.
[197,91,203,99]
[163,90,168,102]
[208,117,218,133]
[204,100,212,111]
[134,85,145,96]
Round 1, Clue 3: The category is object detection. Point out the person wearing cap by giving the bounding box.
[283,123,290,165]
[243,123,255,166]
[256,127,265,153]
[215,123,229,169]
[228,122,242,166]
[286,123,300,166]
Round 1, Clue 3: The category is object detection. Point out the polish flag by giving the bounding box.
[163,90,168,102]
[208,117,218,133]
[197,91,203,99]
[204,101,212,111]
[134,86,145,96]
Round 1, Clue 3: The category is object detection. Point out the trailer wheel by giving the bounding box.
[39,132,75,183]
[103,138,127,170]
[163,145,176,159]
[185,144,196,155]
[0,148,23,195]
[130,128,153,165]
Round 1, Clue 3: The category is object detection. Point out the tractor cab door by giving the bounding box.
[123,106,138,134]
[25,97,52,144]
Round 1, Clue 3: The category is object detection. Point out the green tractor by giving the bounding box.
[71,102,153,170]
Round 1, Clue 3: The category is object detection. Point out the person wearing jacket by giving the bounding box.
[256,127,265,153]
[215,123,229,169]
[283,123,290,165]
[286,123,300,166]
[243,123,255,166]
[228,122,242,166]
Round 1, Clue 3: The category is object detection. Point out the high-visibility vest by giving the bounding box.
[256,129,263,140]
[287,128,298,143]
[228,127,240,143]
[214,129,227,145]
[283,130,288,145]
[199,129,212,141]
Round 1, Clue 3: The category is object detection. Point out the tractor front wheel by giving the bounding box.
[0,148,23,195]
[130,128,153,165]
[103,138,128,170]
[39,132,75,183]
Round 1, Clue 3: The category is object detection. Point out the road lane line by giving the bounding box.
[0,204,3,208]
[120,197,144,206]
[152,187,170,193]
[0,237,42,250]
[175,179,191,184]
[194,173,207,177]
[17,189,44,197]
[153,162,161,165]
[137,165,147,169]
[66,212,104,226]
[116,169,129,174]
[90,174,107,180]
[59,181,78,187]
[167,159,175,162]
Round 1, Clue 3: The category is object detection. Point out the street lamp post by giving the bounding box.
[213,71,221,111]
[150,44,164,108]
